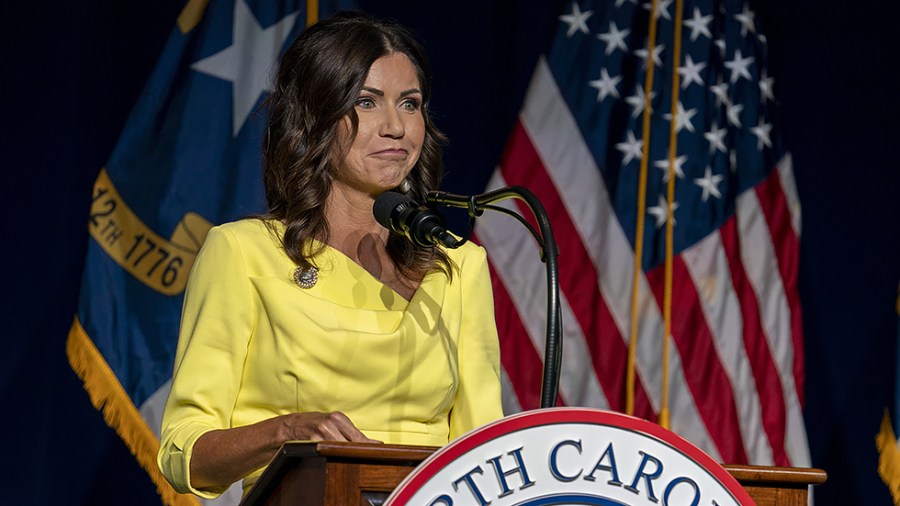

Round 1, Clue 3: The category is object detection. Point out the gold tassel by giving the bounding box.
[66,317,199,506]
[877,409,900,505]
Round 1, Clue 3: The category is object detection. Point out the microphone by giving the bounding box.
[373,191,460,248]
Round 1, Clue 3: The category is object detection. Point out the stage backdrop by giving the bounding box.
[1,0,898,504]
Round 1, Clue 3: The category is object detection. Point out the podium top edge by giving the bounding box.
[722,464,828,485]
[278,441,439,462]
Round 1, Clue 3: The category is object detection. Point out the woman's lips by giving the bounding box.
[371,148,408,159]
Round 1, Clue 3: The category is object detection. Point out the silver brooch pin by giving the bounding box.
[292,266,318,289]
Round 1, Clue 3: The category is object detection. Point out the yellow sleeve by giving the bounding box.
[448,244,504,440]
[157,226,255,498]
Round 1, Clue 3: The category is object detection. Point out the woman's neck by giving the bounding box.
[324,185,420,300]
[325,185,390,261]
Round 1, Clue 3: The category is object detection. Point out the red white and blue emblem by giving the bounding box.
[387,408,754,505]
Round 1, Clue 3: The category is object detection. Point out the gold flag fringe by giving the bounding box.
[66,317,199,506]
[877,410,900,505]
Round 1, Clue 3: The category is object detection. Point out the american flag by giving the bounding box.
[475,0,811,467]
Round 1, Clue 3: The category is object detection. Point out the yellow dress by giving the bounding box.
[157,219,503,498]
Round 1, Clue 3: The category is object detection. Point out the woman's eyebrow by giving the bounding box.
[360,86,422,97]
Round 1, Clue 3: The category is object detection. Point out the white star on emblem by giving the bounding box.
[635,44,665,69]
[683,7,713,41]
[678,54,707,89]
[648,194,679,229]
[615,130,643,165]
[626,85,655,118]
[724,49,755,83]
[704,122,727,153]
[559,2,593,37]
[643,0,673,21]
[192,0,299,136]
[597,22,630,55]
[654,155,688,182]
[588,68,622,102]
[694,166,724,201]
[615,0,638,6]
[663,101,698,133]
[726,102,744,127]
[751,119,773,149]
[759,70,775,103]
[734,4,757,36]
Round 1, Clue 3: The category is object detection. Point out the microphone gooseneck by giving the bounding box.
[373,191,460,249]
[427,187,563,409]
[376,186,562,409]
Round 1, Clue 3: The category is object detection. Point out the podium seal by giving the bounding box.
[387,408,754,506]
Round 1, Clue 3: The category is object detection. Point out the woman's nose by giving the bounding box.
[379,108,405,138]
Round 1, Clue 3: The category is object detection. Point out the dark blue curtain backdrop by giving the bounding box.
[2,1,897,504]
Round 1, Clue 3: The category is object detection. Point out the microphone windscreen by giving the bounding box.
[373,191,410,229]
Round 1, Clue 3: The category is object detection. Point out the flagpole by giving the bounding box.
[306,0,318,27]
[660,0,686,431]
[626,0,661,418]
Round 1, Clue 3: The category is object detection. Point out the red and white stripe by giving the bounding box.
[478,57,810,467]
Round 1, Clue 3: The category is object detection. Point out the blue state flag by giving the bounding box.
[878,284,900,505]
[66,1,351,504]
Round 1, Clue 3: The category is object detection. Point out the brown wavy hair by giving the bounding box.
[262,11,451,279]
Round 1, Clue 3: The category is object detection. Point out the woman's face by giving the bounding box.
[333,52,426,197]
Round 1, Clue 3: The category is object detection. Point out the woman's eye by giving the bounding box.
[401,98,421,112]
[355,97,376,109]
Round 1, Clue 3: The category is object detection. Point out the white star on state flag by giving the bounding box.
[191,0,299,136]
[648,194,679,229]
[559,2,593,37]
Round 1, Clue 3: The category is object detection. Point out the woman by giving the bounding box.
[157,11,503,499]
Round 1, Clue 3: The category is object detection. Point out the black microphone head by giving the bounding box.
[373,191,411,230]
[374,190,455,248]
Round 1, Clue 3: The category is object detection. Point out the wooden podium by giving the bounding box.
[241,442,826,506]
[722,464,828,506]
